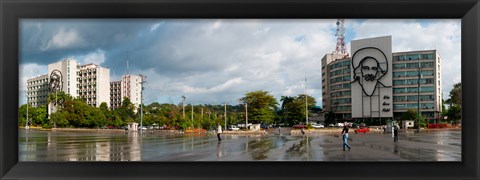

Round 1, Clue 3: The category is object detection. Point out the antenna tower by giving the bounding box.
[126,52,130,75]
[334,19,348,55]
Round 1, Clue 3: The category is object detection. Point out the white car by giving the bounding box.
[312,124,324,129]
[228,125,239,131]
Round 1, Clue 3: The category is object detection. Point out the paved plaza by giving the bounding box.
[19,128,461,161]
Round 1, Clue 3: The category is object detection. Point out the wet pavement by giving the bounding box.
[18,128,461,161]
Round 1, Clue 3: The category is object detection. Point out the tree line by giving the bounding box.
[19,90,317,129]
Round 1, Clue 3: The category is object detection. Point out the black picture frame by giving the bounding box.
[1,0,479,179]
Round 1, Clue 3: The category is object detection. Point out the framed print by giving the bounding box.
[1,0,479,180]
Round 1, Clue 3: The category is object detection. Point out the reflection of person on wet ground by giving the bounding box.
[278,126,281,134]
[217,125,222,141]
[393,124,399,142]
[216,141,222,158]
[342,124,351,151]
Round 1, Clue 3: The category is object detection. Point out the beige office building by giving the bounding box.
[26,74,49,107]
[47,59,79,97]
[121,74,143,111]
[77,63,110,107]
[392,50,442,122]
[110,80,122,109]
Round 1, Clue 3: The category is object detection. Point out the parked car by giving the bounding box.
[312,124,324,129]
[293,124,307,129]
[350,123,360,128]
[227,125,239,131]
[260,124,271,129]
[354,127,370,133]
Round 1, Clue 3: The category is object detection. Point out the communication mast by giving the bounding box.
[334,19,348,56]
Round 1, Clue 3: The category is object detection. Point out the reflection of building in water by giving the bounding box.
[127,132,141,161]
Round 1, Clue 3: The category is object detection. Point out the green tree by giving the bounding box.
[117,97,135,123]
[280,96,295,124]
[280,94,316,125]
[446,105,461,121]
[400,109,426,128]
[449,82,461,107]
[239,90,278,124]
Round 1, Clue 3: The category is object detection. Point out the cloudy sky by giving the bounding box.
[19,19,461,107]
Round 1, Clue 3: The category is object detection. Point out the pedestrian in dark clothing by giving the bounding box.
[393,125,399,142]
[342,124,351,151]
[301,128,305,135]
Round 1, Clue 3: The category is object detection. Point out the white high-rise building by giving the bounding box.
[47,59,78,97]
[121,74,143,111]
[77,63,110,107]
[26,74,49,107]
[110,80,122,109]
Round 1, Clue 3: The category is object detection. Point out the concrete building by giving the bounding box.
[321,55,352,121]
[350,36,394,123]
[47,59,78,97]
[110,80,122,109]
[26,74,49,107]
[121,74,143,111]
[321,36,442,124]
[77,63,110,107]
[392,50,442,122]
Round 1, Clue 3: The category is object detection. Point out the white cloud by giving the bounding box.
[75,49,106,65]
[20,19,460,107]
[19,63,48,105]
[41,28,87,51]
[253,27,270,35]
[150,21,165,32]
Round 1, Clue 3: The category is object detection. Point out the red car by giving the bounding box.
[354,127,370,133]
[293,124,307,129]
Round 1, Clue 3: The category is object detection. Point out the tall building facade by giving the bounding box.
[321,55,352,120]
[321,36,442,124]
[77,63,110,107]
[392,50,442,121]
[110,81,122,109]
[121,74,143,110]
[26,74,49,107]
[47,59,78,97]
[321,54,349,111]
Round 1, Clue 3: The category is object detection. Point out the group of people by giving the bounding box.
[341,122,400,151]
[216,122,400,152]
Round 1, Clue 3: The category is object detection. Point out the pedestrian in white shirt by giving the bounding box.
[217,125,223,141]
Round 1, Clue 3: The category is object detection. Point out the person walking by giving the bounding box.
[393,124,399,142]
[342,123,351,151]
[217,124,223,141]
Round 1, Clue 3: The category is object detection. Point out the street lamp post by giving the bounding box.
[224,103,227,131]
[25,90,29,130]
[139,74,146,132]
[417,63,422,133]
[54,90,57,128]
[305,76,308,125]
[191,104,194,129]
[245,102,248,130]
[182,95,186,118]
